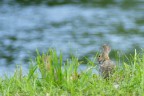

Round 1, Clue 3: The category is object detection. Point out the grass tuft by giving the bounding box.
[0,49,144,95]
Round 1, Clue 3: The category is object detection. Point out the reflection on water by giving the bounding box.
[0,2,144,76]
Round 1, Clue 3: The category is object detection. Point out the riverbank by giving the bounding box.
[0,49,144,95]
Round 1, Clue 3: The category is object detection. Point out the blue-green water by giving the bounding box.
[0,0,144,76]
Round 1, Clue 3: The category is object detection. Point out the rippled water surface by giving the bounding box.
[0,2,144,76]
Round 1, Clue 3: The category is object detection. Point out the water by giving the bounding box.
[0,2,144,76]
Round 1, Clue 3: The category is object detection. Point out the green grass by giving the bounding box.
[0,49,144,95]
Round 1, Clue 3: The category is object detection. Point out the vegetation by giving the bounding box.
[0,49,144,95]
[2,0,141,7]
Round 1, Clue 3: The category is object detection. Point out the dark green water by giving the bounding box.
[0,0,144,76]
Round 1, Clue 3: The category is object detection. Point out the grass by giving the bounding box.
[0,49,144,95]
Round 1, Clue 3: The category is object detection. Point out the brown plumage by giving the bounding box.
[98,44,116,78]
